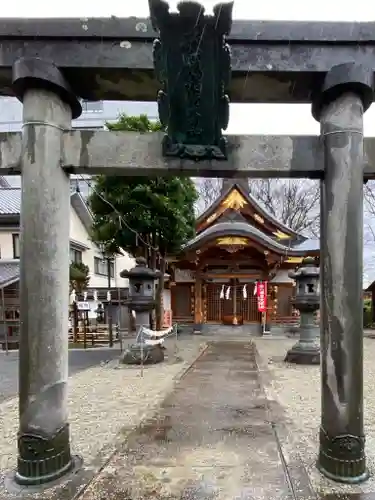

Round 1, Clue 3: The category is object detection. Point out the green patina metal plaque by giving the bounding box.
[149,0,233,160]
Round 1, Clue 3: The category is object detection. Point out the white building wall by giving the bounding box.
[69,206,134,288]
[0,231,16,259]
[0,205,134,288]
[70,206,102,287]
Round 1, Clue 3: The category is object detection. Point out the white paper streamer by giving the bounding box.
[219,284,225,299]
[142,325,173,338]
[144,338,165,346]
[243,284,247,299]
[225,286,231,300]
[136,325,175,346]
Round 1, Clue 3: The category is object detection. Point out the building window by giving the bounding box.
[70,248,83,264]
[12,234,20,259]
[69,178,92,198]
[81,100,103,113]
[94,257,115,278]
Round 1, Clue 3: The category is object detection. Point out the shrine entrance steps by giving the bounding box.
[80,341,315,499]
[177,323,293,338]
[201,323,261,336]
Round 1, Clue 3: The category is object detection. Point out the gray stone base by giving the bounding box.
[192,323,202,335]
[285,345,320,365]
[16,424,73,486]
[121,343,165,365]
[258,322,272,336]
[5,455,83,495]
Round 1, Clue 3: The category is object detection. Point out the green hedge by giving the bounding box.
[364,309,373,328]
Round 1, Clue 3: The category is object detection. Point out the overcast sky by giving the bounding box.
[2,0,375,136]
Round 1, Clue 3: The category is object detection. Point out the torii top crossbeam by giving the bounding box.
[0,17,375,102]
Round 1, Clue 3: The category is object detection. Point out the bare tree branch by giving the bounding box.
[363,181,375,244]
[193,177,222,215]
[193,177,321,236]
[249,179,320,236]
[364,181,375,218]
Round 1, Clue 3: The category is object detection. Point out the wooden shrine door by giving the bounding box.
[205,280,261,323]
[206,282,225,322]
[171,283,193,323]
[236,282,261,323]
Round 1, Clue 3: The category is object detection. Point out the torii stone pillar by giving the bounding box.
[12,58,81,486]
[313,63,373,483]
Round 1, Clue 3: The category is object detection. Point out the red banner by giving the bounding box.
[163,310,172,328]
[256,281,268,313]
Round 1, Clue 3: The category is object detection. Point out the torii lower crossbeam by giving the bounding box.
[1,130,375,179]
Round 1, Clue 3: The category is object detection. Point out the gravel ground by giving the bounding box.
[0,348,123,403]
[0,336,206,493]
[4,334,375,498]
[253,336,375,497]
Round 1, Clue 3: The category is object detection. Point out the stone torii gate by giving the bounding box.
[0,0,374,489]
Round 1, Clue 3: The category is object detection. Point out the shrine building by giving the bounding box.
[168,179,319,333]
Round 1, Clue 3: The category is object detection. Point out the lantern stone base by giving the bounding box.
[121,343,165,365]
[285,342,320,365]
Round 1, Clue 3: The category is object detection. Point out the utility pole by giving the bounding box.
[100,243,114,348]
[107,257,113,348]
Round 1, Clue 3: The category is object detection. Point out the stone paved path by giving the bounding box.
[79,341,308,500]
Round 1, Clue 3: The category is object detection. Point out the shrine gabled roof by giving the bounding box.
[182,221,319,256]
[292,238,320,252]
[196,181,306,241]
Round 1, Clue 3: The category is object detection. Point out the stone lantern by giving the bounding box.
[285,257,320,365]
[95,303,104,323]
[120,257,163,365]
[120,256,160,328]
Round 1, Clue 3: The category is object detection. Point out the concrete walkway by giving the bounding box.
[79,341,313,500]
